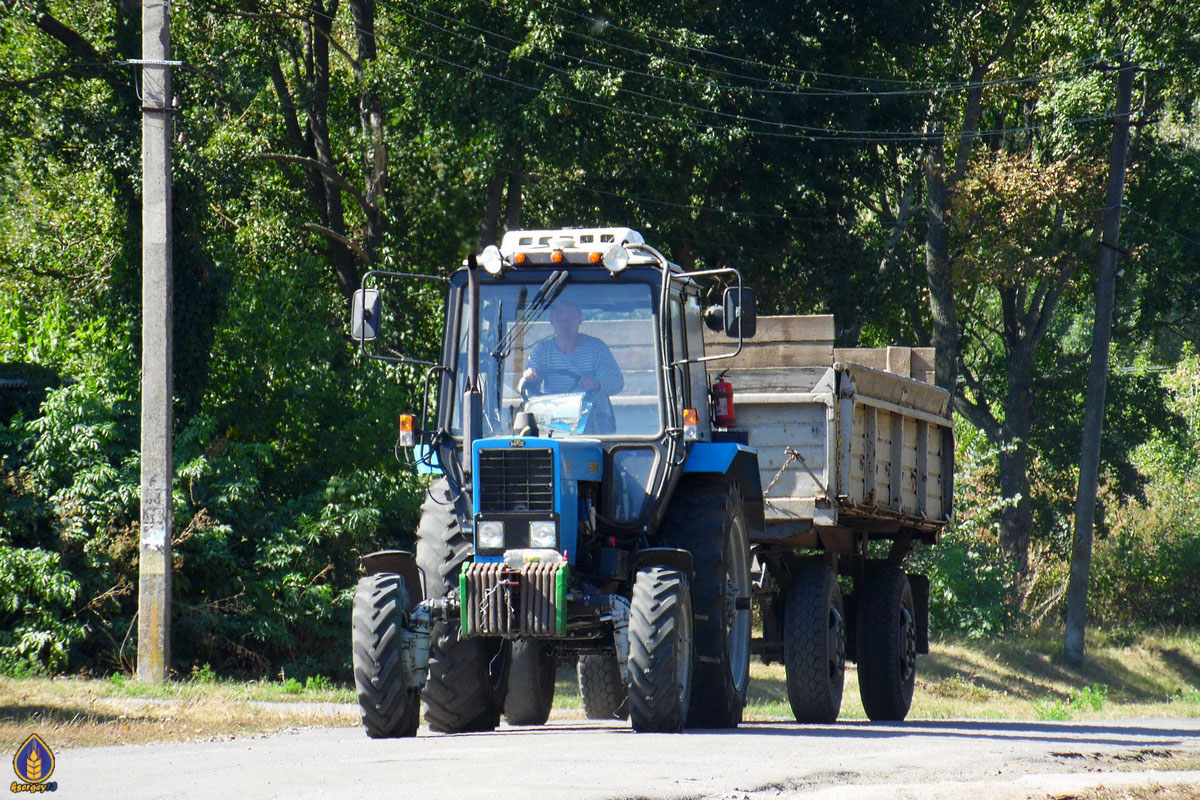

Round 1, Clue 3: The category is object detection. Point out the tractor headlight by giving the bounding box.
[529,520,558,549]
[477,520,505,550]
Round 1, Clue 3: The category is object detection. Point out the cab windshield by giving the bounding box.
[451,278,661,438]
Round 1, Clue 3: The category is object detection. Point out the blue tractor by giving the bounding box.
[349,227,763,734]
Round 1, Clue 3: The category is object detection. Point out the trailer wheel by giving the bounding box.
[783,562,845,724]
[416,479,506,733]
[504,640,557,726]
[352,573,420,738]
[661,476,751,728]
[577,653,629,720]
[856,567,917,721]
[627,567,693,733]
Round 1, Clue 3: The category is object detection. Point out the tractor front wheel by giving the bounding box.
[351,573,420,738]
[416,479,507,733]
[627,566,693,733]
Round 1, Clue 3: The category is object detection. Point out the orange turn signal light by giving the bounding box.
[514,252,527,264]
[398,413,415,447]
[551,250,564,264]
[588,251,602,263]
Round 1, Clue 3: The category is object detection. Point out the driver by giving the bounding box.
[523,302,624,430]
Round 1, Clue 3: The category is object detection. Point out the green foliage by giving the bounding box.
[190,663,217,684]
[0,532,85,674]
[912,422,1020,638]
[1172,685,1200,705]
[1070,683,1108,711]
[1033,698,1073,720]
[2,0,1199,680]
[1033,683,1108,719]
[280,677,303,695]
[304,674,331,691]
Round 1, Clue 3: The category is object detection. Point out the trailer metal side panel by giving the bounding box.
[708,316,953,540]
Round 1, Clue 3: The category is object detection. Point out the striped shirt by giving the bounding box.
[527,334,624,396]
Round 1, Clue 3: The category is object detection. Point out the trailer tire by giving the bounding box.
[627,567,693,733]
[504,640,556,726]
[416,479,506,733]
[352,573,420,738]
[577,653,629,720]
[661,476,751,728]
[856,567,916,721]
[783,562,845,724]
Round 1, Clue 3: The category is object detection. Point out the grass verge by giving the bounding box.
[3,628,1198,749]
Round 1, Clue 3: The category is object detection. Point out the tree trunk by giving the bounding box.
[998,356,1036,576]
[350,0,386,265]
[478,171,505,249]
[309,1,360,299]
[923,150,959,393]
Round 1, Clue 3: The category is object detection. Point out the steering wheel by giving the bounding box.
[519,368,582,402]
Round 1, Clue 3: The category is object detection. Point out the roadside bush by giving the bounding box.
[1089,355,1200,627]
[913,421,1020,638]
[0,532,85,674]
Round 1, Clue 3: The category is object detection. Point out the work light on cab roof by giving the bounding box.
[494,227,645,274]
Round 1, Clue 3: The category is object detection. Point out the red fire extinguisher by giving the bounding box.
[712,370,735,427]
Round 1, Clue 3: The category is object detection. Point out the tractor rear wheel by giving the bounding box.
[577,653,629,720]
[783,561,846,724]
[856,567,916,721]
[627,566,693,733]
[504,640,557,726]
[661,476,751,728]
[416,479,507,733]
[351,573,420,738]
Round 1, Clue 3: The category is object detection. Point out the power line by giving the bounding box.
[531,0,1099,90]
[1124,207,1200,247]
[389,0,1090,100]
[282,3,1123,144]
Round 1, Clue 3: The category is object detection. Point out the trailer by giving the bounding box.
[706,314,953,721]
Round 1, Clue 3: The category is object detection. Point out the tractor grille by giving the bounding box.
[478,448,554,513]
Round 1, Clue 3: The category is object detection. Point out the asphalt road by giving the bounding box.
[52,716,1200,800]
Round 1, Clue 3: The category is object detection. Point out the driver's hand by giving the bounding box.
[579,375,600,391]
[522,367,539,382]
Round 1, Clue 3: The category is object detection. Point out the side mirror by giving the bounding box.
[723,286,756,339]
[351,288,381,342]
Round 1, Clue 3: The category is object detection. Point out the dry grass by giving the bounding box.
[1052,783,1200,800]
[0,677,356,751]
[737,629,1200,721]
[3,629,1198,749]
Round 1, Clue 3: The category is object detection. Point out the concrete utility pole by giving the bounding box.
[137,0,175,683]
[1064,61,1136,667]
